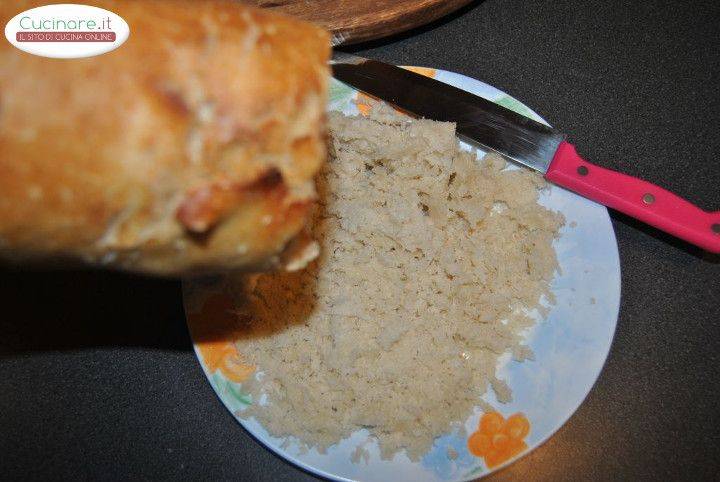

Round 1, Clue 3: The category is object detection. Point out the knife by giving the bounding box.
[331,52,720,254]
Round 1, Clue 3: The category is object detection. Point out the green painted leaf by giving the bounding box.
[210,370,226,392]
[495,95,536,120]
[209,370,252,409]
[329,80,354,105]
[463,464,485,479]
[228,383,252,406]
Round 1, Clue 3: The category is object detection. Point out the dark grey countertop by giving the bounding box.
[1,0,719,480]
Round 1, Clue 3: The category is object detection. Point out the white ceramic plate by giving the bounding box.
[182,68,621,481]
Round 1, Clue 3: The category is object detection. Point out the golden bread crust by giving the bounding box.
[0,0,330,275]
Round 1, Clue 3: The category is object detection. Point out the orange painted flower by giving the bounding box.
[188,293,254,383]
[198,337,254,383]
[355,91,376,116]
[467,412,530,468]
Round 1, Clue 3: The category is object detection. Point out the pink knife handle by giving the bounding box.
[546,141,720,253]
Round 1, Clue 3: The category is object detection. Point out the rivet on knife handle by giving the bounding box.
[545,141,720,253]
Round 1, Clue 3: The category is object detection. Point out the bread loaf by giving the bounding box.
[0,0,330,275]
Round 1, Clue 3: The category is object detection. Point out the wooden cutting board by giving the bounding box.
[245,0,474,45]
